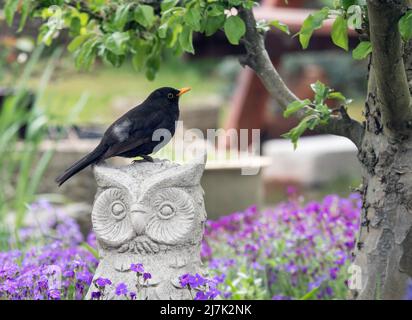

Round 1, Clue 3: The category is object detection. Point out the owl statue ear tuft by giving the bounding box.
[180,151,207,186]
[93,164,134,190]
[140,152,207,195]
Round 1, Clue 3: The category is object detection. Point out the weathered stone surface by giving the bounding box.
[86,154,208,300]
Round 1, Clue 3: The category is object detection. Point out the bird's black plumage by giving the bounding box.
[55,87,190,186]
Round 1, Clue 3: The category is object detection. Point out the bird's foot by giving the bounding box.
[141,155,154,162]
[132,155,154,164]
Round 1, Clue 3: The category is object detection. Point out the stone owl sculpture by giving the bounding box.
[86,154,208,300]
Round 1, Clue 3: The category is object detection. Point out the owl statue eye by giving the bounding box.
[145,188,195,244]
[159,203,175,219]
[111,201,126,220]
[167,93,174,99]
[92,188,134,246]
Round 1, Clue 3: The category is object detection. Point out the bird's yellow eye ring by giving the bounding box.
[168,93,174,99]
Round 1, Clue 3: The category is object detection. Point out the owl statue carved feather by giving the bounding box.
[86,153,208,300]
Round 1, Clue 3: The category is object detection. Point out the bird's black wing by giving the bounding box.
[101,106,168,159]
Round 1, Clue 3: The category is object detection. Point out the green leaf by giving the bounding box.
[399,11,412,42]
[68,34,91,52]
[224,16,246,45]
[342,0,357,10]
[179,26,194,54]
[161,0,179,12]
[166,23,182,47]
[331,16,348,51]
[352,41,372,60]
[114,4,131,30]
[204,14,225,36]
[74,38,99,70]
[206,4,225,17]
[311,80,330,104]
[132,40,150,71]
[283,99,311,118]
[70,17,81,35]
[271,19,290,35]
[146,55,161,81]
[18,0,31,32]
[282,116,319,149]
[104,32,130,55]
[134,5,155,28]
[184,6,202,32]
[299,8,329,49]
[328,91,350,103]
[158,23,168,38]
[104,51,125,67]
[300,287,320,300]
[5,0,19,26]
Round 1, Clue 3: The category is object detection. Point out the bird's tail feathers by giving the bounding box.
[55,144,107,186]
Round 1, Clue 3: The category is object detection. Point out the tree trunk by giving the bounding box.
[351,40,412,300]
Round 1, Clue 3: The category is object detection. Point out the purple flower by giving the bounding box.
[115,283,128,296]
[91,291,101,300]
[329,267,339,280]
[87,233,97,248]
[179,274,192,287]
[272,295,292,300]
[405,280,412,300]
[205,287,221,299]
[194,291,207,300]
[95,277,112,287]
[130,263,144,273]
[179,273,206,288]
[143,273,152,281]
[213,274,226,284]
[48,289,61,300]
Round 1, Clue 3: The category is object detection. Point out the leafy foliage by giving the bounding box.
[297,1,367,52]
[282,81,351,149]
[4,0,255,80]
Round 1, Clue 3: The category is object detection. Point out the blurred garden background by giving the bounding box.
[0,0,378,300]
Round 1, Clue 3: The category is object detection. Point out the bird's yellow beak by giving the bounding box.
[177,87,191,96]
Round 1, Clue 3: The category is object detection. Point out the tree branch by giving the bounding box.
[367,0,412,136]
[238,8,364,149]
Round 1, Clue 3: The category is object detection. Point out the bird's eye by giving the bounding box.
[168,93,174,99]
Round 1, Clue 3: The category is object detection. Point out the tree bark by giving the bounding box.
[366,0,412,136]
[350,1,412,299]
[352,64,412,299]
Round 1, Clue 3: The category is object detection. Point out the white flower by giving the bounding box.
[17,53,28,64]
[224,7,238,18]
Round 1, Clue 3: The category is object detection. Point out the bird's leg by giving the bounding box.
[132,155,154,163]
[141,155,154,162]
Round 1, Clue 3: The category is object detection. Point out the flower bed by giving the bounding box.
[0,193,362,300]
[203,192,361,299]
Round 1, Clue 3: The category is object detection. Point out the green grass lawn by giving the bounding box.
[30,57,229,125]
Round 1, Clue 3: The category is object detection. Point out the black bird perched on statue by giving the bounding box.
[55,87,191,186]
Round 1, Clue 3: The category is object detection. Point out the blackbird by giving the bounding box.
[55,87,191,186]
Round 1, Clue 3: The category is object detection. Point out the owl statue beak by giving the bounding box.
[130,204,149,235]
